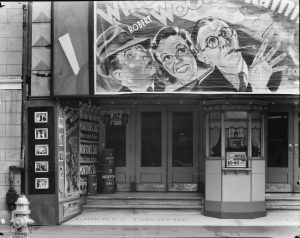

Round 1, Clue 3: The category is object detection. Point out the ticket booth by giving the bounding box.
[204,100,268,218]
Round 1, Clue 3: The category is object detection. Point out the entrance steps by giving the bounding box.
[82,192,300,211]
[266,193,300,210]
[82,192,204,210]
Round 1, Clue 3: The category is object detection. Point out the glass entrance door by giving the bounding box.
[135,107,167,191]
[266,105,299,192]
[167,106,199,190]
[136,106,199,191]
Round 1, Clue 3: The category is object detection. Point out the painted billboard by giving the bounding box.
[94,0,299,94]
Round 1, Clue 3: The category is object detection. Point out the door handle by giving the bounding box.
[295,144,299,154]
[288,144,293,153]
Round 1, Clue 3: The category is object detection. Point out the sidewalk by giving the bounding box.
[1,210,300,238]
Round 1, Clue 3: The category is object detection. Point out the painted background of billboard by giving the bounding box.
[53,2,90,96]
[94,0,299,94]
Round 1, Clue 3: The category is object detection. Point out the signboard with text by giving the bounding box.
[226,151,248,168]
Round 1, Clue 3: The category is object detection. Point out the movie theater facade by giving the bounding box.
[24,1,299,224]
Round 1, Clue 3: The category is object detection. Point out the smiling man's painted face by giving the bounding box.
[156,35,197,83]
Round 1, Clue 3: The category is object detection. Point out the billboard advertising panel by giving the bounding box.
[94,0,299,94]
[53,2,90,96]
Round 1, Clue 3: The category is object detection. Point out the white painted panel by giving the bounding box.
[252,160,265,174]
[223,173,250,202]
[206,160,221,174]
[252,174,265,201]
[205,173,221,201]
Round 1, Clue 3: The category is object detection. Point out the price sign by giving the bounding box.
[226,152,247,168]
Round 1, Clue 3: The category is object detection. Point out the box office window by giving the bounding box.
[206,103,266,167]
[252,112,261,157]
[209,111,221,157]
[225,111,248,154]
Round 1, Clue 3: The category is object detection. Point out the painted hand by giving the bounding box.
[248,38,288,92]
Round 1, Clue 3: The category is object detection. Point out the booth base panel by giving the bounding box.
[204,200,266,219]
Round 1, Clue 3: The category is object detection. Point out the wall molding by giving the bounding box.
[0,77,23,89]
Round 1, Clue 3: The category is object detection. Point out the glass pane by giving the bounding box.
[267,112,288,167]
[252,112,261,157]
[141,112,162,167]
[105,125,126,167]
[209,112,221,157]
[172,112,193,167]
[225,112,248,154]
[298,112,300,168]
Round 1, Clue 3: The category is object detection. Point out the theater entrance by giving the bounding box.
[101,104,201,192]
[266,105,300,192]
[135,106,199,191]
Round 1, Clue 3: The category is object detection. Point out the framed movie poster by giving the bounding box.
[35,144,49,156]
[35,128,48,140]
[35,178,49,189]
[35,161,49,173]
[34,112,48,123]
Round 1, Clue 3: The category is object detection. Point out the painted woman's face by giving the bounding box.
[156,35,197,83]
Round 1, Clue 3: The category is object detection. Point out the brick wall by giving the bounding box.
[0,2,24,221]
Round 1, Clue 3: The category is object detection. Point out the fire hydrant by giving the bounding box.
[9,195,35,238]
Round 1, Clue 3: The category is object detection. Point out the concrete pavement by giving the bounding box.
[1,210,300,237]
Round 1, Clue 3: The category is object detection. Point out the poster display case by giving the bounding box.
[26,100,101,225]
[57,101,101,224]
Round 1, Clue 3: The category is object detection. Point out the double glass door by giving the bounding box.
[135,106,199,191]
[266,105,300,192]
